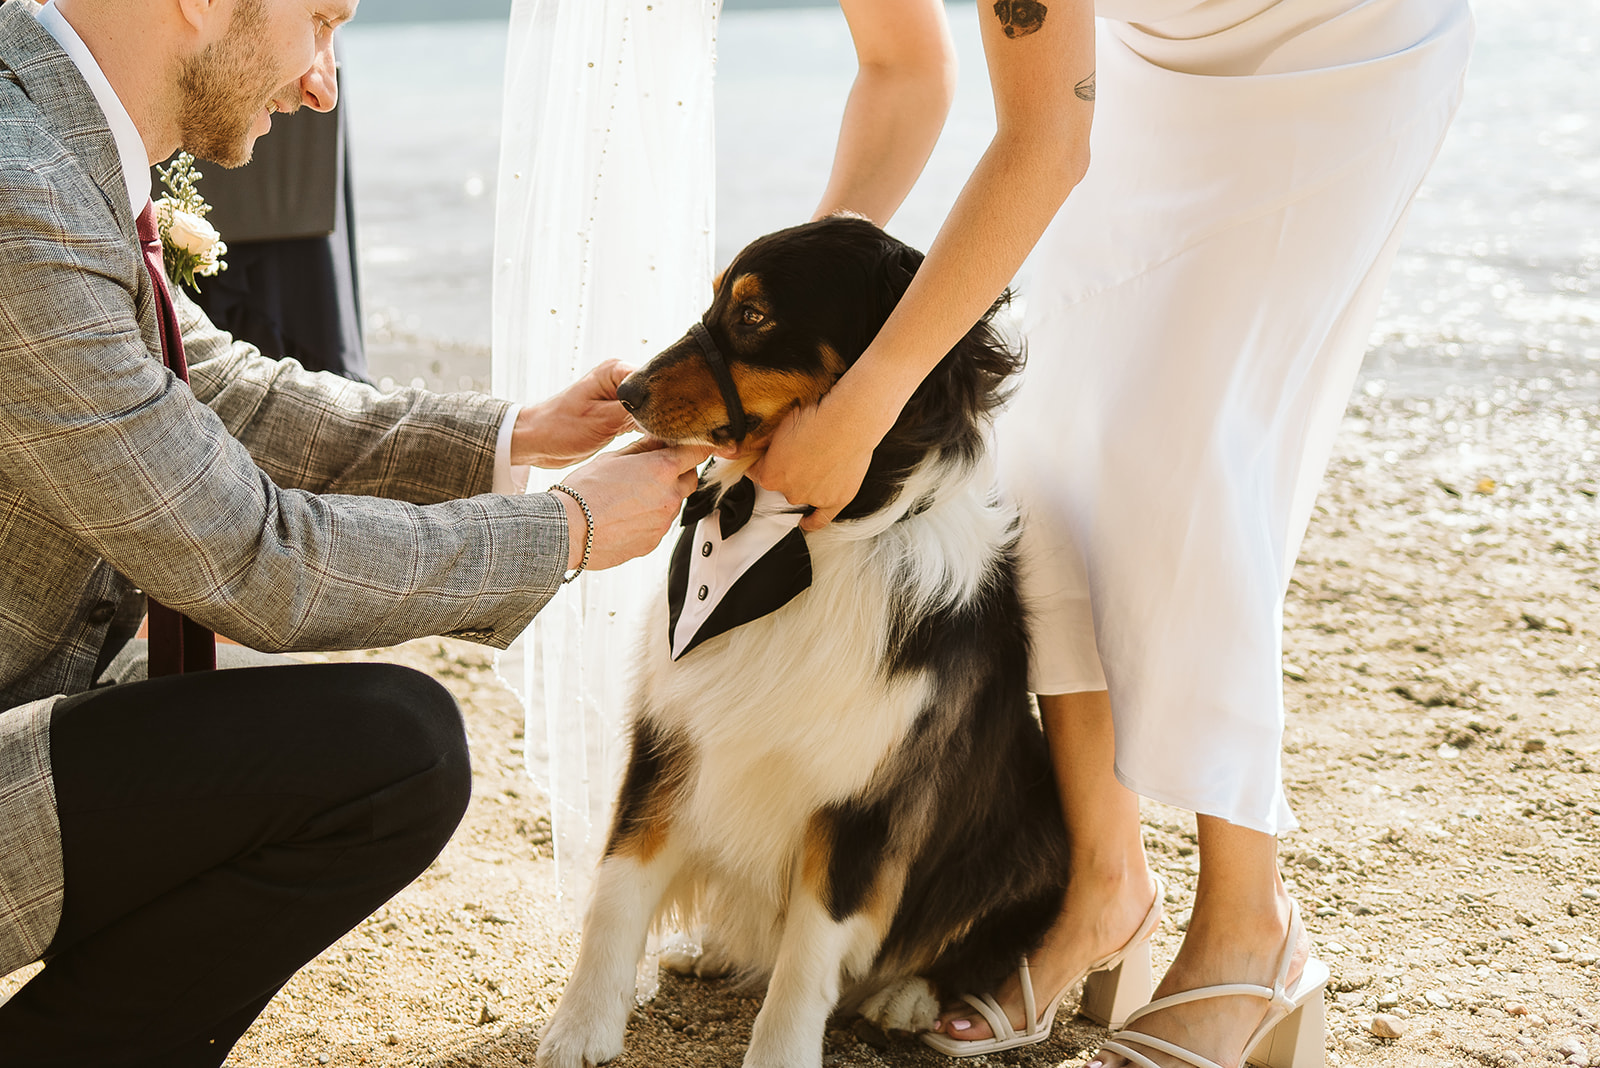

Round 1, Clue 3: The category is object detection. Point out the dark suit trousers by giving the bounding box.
[0,662,471,1068]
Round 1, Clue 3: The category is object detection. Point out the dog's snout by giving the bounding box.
[616,375,647,414]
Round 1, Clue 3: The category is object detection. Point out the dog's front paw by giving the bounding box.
[857,975,940,1033]
[536,1006,626,1068]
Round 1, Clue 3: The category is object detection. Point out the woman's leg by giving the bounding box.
[934,689,1158,1041]
[1092,817,1308,1068]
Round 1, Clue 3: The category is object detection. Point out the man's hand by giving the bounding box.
[512,360,638,468]
[555,439,710,572]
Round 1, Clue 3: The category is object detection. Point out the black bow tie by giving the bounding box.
[667,476,812,660]
[682,476,758,538]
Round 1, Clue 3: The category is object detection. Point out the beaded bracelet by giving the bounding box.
[549,483,593,584]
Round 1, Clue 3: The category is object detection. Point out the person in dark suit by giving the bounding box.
[0,0,707,1064]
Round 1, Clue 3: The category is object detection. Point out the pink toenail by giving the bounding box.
[950,1019,972,1032]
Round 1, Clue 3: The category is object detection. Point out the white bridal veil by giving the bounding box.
[492,0,722,922]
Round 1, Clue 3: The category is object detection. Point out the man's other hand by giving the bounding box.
[556,439,710,572]
[511,360,638,468]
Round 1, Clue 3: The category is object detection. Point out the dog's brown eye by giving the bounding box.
[741,307,765,326]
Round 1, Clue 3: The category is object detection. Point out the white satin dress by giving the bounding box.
[998,0,1474,834]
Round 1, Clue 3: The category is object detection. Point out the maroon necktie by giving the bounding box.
[137,199,216,676]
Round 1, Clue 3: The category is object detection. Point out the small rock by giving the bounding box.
[476,1003,499,1026]
[1574,953,1599,966]
[1580,889,1600,901]
[1556,1038,1588,1060]
[1505,1002,1531,1016]
[1369,1014,1407,1039]
[317,1057,330,1066]
[1548,940,1571,955]
[385,1033,399,1046]
[1495,1054,1524,1067]
[1425,989,1453,1009]
[1335,970,1374,992]
[1523,738,1548,753]
[1516,912,1538,926]
[1377,993,1402,1008]
[1527,1015,1549,1028]
[1497,927,1519,942]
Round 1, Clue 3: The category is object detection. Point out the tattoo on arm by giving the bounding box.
[993,0,1047,38]
[1075,71,1095,101]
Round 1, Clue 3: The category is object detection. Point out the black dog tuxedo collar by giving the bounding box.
[667,477,812,660]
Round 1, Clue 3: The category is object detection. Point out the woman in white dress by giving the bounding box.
[749,0,1473,1063]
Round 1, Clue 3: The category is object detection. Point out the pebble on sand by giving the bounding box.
[1369,1014,1408,1039]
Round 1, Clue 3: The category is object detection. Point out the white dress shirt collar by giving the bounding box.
[35,0,151,215]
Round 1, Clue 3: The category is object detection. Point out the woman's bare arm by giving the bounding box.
[751,0,1097,528]
[812,0,958,226]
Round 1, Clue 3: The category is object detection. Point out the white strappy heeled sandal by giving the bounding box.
[1097,900,1329,1068]
[921,875,1166,1057]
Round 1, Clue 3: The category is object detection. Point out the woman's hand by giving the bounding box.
[511,360,638,469]
[747,377,895,532]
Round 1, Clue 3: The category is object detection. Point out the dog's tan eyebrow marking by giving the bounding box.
[730,273,765,307]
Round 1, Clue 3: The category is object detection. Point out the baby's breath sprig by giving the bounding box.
[153,152,227,291]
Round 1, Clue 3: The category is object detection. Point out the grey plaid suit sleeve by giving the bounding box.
[0,149,569,656]
[178,286,513,504]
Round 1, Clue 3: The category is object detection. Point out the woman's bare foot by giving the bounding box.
[1091,886,1309,1068]
[929,864,1161,1044]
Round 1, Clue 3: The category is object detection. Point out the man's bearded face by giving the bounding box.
[176,0,298,168]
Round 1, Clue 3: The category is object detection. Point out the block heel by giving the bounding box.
[1079,936,1154,1029]
[1100,901,1328,1068]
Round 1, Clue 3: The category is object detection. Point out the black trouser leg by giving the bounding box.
[0,662,471,1068]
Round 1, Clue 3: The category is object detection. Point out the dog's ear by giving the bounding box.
[874,242,925,323]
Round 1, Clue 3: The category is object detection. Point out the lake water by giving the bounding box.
[338,1,1599,403]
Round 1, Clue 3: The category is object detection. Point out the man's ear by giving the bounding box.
[175,0,228,36]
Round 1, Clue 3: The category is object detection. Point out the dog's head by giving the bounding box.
[617,214,1023,518]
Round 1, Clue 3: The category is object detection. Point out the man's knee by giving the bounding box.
[358,663,472,833]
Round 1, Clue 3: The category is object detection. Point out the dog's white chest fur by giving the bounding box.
[633,455,1011,895]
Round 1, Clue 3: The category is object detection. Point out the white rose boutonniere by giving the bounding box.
[153,151,228,290]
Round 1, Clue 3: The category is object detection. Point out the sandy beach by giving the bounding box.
[14,385,1583,1068]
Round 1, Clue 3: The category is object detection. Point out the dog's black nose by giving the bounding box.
[616,375,646,414]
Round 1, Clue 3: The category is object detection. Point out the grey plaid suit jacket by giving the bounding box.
[0,0,572,977]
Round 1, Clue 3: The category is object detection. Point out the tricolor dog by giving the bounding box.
[537,216,1082,1068]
